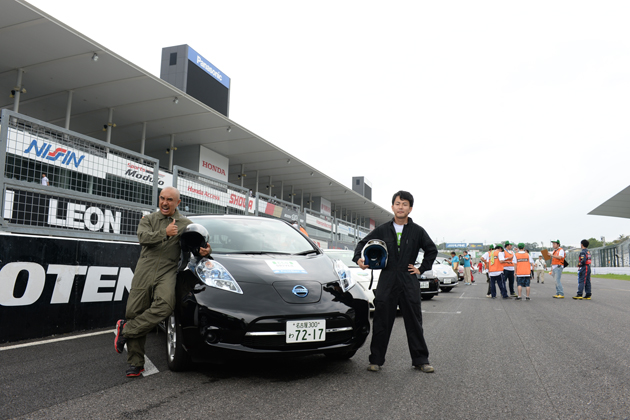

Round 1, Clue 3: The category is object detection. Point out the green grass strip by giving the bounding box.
[590,273,630,281]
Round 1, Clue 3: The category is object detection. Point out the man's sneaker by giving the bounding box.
[367,364,381,372]
[510,293,517,297]
[414,364,435,373]
[525,297,531,300]
[486,294,491,298]
[584,294,592,300]
[514,296,522,300]
[572,295,583,300]
[553,295,564,299]
[126,365,144,377]
[114,319,127,354]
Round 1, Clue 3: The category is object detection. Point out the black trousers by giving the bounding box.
[369,276,429,366]
[504,269,515,294]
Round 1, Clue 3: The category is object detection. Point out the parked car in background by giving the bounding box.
[323,249,379,311]
[415,252,440,300]
[165,216,371,371]
[432,257,459,292]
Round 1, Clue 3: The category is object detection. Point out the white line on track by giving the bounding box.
[0,329,112,351]
[114,331,159,377]
[1,329,160,377]
[422,310,462,314]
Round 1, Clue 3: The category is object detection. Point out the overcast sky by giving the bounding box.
[28,0,630,248]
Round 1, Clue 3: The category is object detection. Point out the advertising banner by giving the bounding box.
[306,213,332,231]
[468,243,485,249]
[187,46,231,89]
[445,243,467,249]
[0,234,140,343]
[320,197,331,216]
[198,145,229,183]
[9,127,164,188]
[3,189,144,236]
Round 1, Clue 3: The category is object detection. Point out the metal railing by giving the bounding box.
[172,165,250,216]
[1,110,159,241]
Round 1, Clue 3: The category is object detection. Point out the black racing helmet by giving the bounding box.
[180,223,209,256]
[362,239,388,269]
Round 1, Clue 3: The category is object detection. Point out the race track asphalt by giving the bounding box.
[1,272,629,420]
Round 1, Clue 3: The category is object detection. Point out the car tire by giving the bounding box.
[441,287,453,292]
[166,314,190,372]
[325,349,357,360]
[421,295,434,300]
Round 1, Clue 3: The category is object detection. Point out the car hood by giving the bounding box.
[213,253,338,285]
[349,267,380,282]
[432,265,457,277]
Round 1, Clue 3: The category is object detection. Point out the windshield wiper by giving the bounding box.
[294,249,319,256]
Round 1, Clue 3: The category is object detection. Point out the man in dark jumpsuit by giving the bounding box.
[114,187,210,377]
[353,190,438,373]
[573,239,592,300]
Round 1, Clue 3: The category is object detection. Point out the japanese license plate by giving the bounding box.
[286,319,326,343]
[443,279,451,284]
[420,281,429,289]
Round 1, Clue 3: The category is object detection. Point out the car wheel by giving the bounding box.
[421,295,434,300]
[166,314,190,372]
[441,287,452,292]
[325,349,357,360]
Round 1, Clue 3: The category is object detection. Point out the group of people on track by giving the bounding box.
[479,239,593,301]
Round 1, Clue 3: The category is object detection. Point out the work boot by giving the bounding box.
[367,364,381,372]
[414,364,435,373]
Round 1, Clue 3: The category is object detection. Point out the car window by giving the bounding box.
[190,217,317,255]
[323,251,357,267]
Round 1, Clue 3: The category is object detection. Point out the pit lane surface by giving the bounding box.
[2,273,630,420]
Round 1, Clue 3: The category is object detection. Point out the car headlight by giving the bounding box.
[194,258,243,294]
[333,259,356,292]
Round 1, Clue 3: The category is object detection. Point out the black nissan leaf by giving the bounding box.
[165,215,371,371]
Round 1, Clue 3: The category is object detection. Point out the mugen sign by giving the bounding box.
[0,234,140,343]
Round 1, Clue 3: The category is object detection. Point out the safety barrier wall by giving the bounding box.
[0,110,159,242]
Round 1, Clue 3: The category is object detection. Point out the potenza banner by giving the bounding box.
[0,234,140,343]
[3,189,144,236]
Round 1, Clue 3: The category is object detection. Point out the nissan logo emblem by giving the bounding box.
[292,285,309,298]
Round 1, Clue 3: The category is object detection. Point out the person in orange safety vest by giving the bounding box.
[489,244,508,298]
[514,243,534,300]
[550,239,565,298]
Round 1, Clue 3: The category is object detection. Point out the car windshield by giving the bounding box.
[323,250,357,267]
[190,217,317,255]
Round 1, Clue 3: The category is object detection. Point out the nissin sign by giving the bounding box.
[188,46,230,89]
[24,140,85,168]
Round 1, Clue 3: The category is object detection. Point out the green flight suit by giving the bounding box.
[124,209,192,368]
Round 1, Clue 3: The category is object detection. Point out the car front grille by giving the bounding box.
[242,315,354,350]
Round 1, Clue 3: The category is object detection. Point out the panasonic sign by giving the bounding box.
[187,46,230,89]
